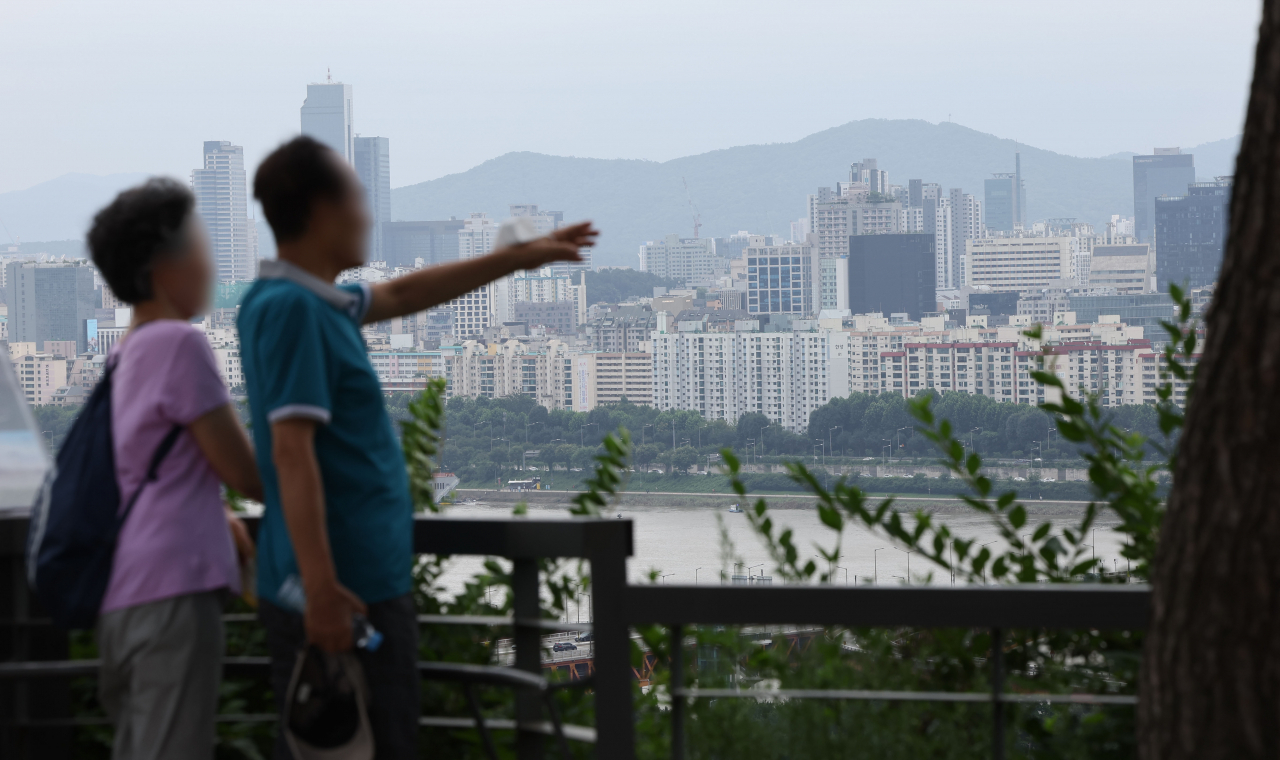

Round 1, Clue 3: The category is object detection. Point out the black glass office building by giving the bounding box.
[847,234,935,320]
[1154,179,1232,290]
[382,220,465,268]
[1133,152,1196,246]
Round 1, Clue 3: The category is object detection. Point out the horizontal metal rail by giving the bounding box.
[676,688,1137,706]
[624,584,1150,629]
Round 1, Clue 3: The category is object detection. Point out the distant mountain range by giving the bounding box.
[392,120,1240,269]
[2,121,1240,268]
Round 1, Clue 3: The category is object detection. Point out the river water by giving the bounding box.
[433,499,1129,618]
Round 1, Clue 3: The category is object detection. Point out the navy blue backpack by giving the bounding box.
[26,355,181,629]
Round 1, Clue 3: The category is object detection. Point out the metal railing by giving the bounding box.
[0,514,1150,759]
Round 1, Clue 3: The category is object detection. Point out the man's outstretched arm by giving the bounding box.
[363,221,598,324]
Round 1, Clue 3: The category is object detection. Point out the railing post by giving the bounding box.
[670,623,685,760]
[991,626,1004,760]
[590,523,634,759]
[512,558,544,760]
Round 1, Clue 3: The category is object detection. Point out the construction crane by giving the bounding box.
[681,177,702,239]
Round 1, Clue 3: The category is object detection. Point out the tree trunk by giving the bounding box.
[1140,4,1280,757]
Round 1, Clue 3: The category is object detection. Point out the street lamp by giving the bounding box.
[835,565,849,585]
[874,547,887,584]
[829,426,843,460]
[814,440,825,466]
[580,422,598,447]
[881,440,891,465]
[659,573,675,584]
[895,548,914,585]
[694,566,703,585]
[642,424,653,445]
[525,421,541,443]
[760,424,772,458]
[697,424,708,449]
[896,426,911,456]
[980,540,998,584]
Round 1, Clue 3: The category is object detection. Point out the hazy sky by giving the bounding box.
[0,0,1260,194]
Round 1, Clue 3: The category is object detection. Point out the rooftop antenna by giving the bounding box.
[681,177,702,239]
[327,67,332,83]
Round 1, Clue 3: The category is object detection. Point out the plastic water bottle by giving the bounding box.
[277,574,383,651]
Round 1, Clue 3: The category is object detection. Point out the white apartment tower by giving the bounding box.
[639,234,719,287]
[301,80,354,163]
[948,189,983,287]
[191,141,257,282]
[651,321,852,433]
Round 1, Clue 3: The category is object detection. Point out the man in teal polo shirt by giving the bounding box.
[241,136,595,757]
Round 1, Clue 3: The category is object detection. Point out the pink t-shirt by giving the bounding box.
[101,319,239,613]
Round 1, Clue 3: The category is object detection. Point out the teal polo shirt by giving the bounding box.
[238,259,412,607]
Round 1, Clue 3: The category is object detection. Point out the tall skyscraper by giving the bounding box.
[851,158,887,194]
[908,179,923,208]
[984,175,1017,232]
[382,220,465,268]
[948,189,982,287]
[354,136,391,261]
[1154,177,1232,290]
[4,261,96,351]
[192,141,256,282]
[847,234,936,320]
[984,155,1024,232]
[1132,148,1196,246]
[743,237,819,317]
[301,80,354,163]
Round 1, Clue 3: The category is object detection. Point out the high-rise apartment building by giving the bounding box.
[1154,178,1232,290]
[948,189,983,287]
[847,234,936,321]
[191,141,257,282]
[807,190,905,257]
[818,256,849,312]
[1132,148,1195,246]
[743,237,819,317]
[639,234,718,287]
[301,81,354,163]
[964,237,1075,292]
[354,136,391,261]
[650,320,852,432]
[458,212,498,260]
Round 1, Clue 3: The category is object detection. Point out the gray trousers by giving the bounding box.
[97,591,225,760]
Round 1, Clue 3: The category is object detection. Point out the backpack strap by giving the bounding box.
[119,424,183,520]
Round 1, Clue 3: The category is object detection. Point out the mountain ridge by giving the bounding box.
[392,119,1240,268]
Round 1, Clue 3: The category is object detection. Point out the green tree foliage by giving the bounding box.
[670,445,698,475]
[584,268,683,305]
[31,404,81,451]
[808,389,1164,460]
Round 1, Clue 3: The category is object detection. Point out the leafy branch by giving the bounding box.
[402,377,449,513]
